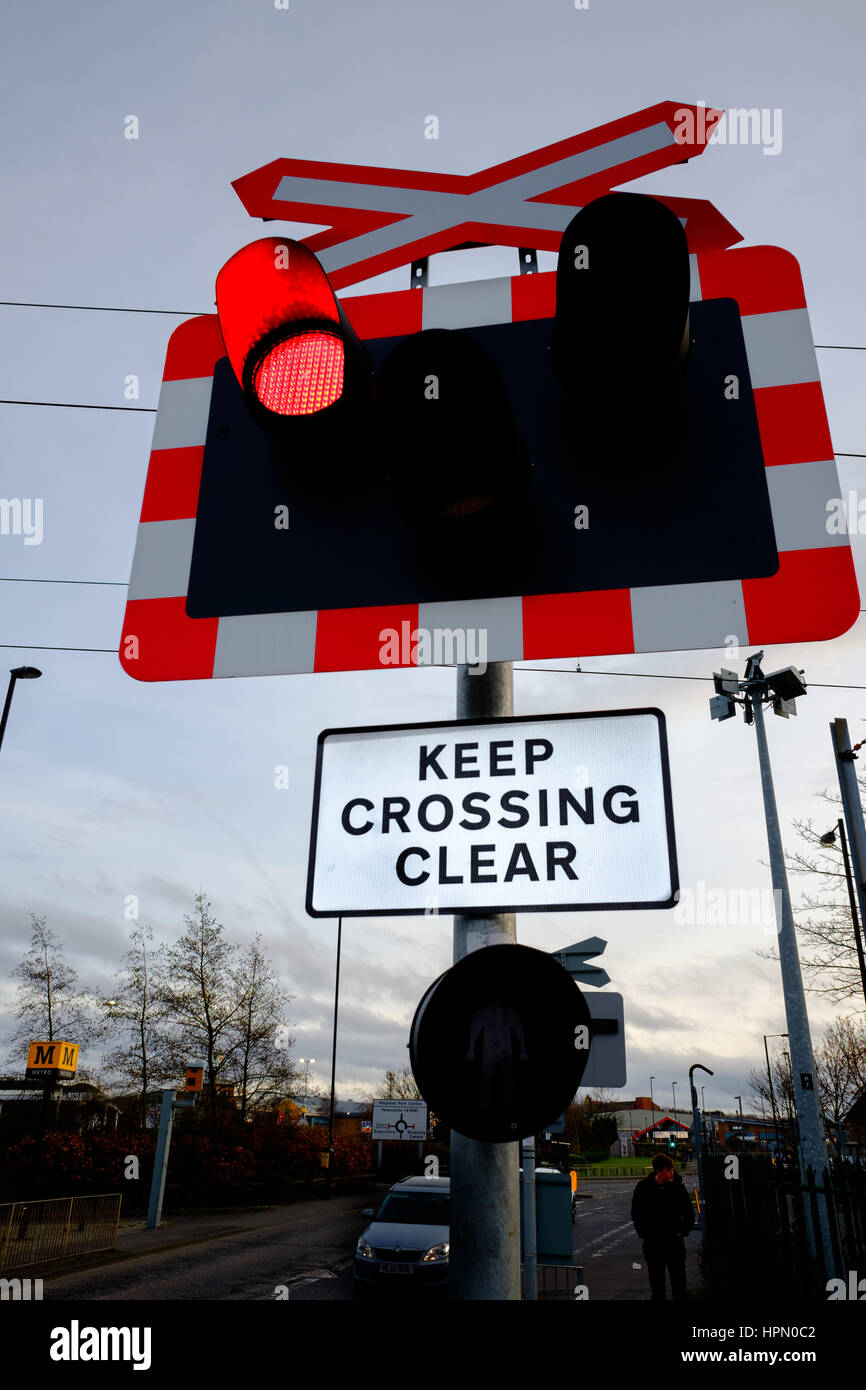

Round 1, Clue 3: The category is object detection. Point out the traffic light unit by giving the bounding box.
[121,193,857,681]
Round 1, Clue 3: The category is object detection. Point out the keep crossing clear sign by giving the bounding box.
[307,708,677,917]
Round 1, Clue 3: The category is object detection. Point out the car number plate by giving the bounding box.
[381,1262,413,1273]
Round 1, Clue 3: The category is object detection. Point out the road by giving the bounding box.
[42,1195,368,1302]
[39,1180,701,1301]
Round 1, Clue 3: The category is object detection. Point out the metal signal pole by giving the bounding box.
[710,655,839,1279]
[449,660,521,1301]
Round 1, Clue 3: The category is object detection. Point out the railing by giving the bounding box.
[700,1156,866,1299]
[577,1165,653,1179]
[0,1194,122,1273]
[537,1264,586,1300]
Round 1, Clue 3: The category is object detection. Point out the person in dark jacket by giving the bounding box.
[631,1153,695,1301]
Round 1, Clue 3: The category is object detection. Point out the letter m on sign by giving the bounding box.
[34,1043,55,1066]
[61,1044,76,1068]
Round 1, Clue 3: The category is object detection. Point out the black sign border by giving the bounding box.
[306,706,678,918]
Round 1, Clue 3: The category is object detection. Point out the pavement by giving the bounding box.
[35,1194,376,1284]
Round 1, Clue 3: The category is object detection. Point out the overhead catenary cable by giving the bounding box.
[0,302,865,352]
[0,399,155,412]
[0,577,126,586]
[2,645,866,689]
[0,300,209,316]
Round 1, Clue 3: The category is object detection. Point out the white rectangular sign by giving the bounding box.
[307,709,677,916]
[371,1099,428,1140]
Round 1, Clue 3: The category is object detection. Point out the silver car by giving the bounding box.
[353,1176,450,1290]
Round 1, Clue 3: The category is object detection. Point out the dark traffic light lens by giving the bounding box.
[551,191,691,401]
[375,328,530,533]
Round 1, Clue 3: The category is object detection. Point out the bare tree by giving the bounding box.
[100,923,175,1128]
[747,1047,797,1151]
[160,894,248,1111]
[815,1015,866,1138]
[369,1066,422,1101]
[5,915,94,1063]
[760,783,866,1006]
[225,934,297,1121]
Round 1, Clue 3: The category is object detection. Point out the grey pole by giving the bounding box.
[689,1064,712,1233]
[749,689,836,1276]
[146,1089,178,1230]
[520,1134,538,1300]
[146,1087,195,1229]
[325,917,342,1194]
[450,660,521,1301]
[831,721,866,1003]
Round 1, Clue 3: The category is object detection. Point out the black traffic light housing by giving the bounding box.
[186,197,778,622]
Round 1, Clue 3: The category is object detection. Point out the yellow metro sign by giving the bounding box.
[25,1040,79,1079]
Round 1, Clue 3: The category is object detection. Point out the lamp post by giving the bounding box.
[0,666,42,754]
[671,1080,678,1121]
[689,1064,713,1232]
[298,1058,316,1117]
[819,821,866,1009]
[709,652,836,1277]
[325,919,342,1193]
[764,1033,788,1159]
[650,1075,655,1142]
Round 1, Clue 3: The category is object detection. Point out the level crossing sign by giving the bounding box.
[120,102,857,682]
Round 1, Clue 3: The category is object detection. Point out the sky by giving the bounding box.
[1,0,865,1117]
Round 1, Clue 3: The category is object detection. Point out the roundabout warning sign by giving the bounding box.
[306,708,678,916]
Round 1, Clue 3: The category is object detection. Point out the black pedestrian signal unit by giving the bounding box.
[409,944,592,1143]
[186,194,775,623]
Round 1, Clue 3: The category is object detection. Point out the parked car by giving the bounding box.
[353,1176,450,1290]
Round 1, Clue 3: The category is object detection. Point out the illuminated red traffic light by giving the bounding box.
[253,331,344,415]
[215,237,369,424]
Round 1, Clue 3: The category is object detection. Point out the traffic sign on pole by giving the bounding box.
[306,708,678,917]
[371,1099,428,1140]
[410,944,591,1143]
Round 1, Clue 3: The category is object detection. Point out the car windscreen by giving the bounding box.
[374,1192,449,1224]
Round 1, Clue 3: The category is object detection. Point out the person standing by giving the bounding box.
[631,1152,695,1300]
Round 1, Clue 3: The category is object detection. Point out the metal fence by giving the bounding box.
[0,1193,122,1273]
[701,1156,866,1299]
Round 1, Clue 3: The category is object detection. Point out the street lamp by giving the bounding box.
[819,822,866,1009]
[689,1064,713,1233]
[650,1076,656,1144]
[671,1081,678,1119]
[298,1058,316,1114]
[0,666,42,755]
